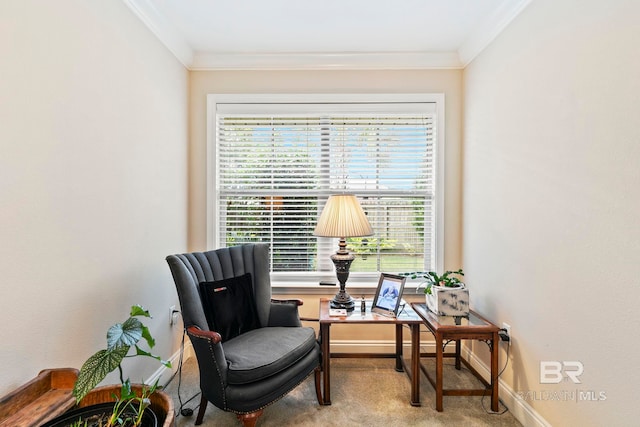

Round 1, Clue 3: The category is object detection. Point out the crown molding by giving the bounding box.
[122,0,193,67]
[124,0,530,71]
[190,51,463,70]
[458,0,533,67]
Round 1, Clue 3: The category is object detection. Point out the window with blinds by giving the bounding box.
[211,98,441,281]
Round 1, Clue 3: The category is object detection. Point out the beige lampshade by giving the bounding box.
[313,194,373,238]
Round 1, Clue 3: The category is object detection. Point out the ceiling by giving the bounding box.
[124,0,531,70]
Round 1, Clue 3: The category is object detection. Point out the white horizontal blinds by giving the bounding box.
[332,116,435,273]
[216,104,435,273]
[218,116,323,271]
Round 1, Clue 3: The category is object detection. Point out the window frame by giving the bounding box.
[206,93,445,289]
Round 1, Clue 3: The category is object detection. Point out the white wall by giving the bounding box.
[0,0,188,395]
[463,0,640,425]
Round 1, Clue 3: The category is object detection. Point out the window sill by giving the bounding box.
[271,281,420,296]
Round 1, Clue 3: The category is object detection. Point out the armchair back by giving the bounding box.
[166,243,272,330]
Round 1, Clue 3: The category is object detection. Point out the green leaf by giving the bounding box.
[119,379,136,400]
[73,346,129,402]
[107,318,143,349]
[130,305,151,318]
[140,324,155,349]
[134,345,172,368]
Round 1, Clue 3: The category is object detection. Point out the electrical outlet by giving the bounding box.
[501,322,511,344]
[169,305,176,326]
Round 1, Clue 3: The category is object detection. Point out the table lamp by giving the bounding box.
[314,194,373,311]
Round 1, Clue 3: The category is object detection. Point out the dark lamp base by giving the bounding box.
[328,238,357,311]
[330,297,355,311]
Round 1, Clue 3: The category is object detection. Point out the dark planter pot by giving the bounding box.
[79,384,174,427]
[41,384,174,427]
[41,402,157,427]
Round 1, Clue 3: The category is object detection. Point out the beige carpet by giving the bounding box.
[162,355,522,427]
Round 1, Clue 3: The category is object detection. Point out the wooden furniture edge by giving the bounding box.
[0,370,175,427]
[0,368,78,427]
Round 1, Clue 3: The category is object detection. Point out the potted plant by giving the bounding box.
[401,269,469,316]
[43,305,174,427]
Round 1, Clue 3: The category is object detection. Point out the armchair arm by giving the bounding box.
[272,299,321,324]
[185,326,228,405]
[268,299,303,327]
[271,298,303,306]
[186,326,222,344]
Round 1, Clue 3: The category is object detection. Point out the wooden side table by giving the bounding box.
[411,303,500,412]
[319,298,423,406]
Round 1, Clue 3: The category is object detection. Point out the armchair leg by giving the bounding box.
[195,394,208,425]
[314,366,323,405]
[237,410,263,427]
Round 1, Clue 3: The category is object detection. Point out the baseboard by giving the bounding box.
[330,339,458,355]
[329,339,406,354]
[460,346,551,427]
[147,339,194,387]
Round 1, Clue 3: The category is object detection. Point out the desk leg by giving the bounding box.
[455,339,461,370]
[395,324,403,372]
[410,324,421,406]
[435,332,444,412]
[491,331,499,412]
[321,323,331,405]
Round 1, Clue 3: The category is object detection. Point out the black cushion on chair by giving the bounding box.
[198,273,260,341]
[223,326,318,385]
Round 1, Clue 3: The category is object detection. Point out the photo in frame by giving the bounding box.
[371,273,407,317]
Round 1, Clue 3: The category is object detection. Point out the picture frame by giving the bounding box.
[371,273,407,317]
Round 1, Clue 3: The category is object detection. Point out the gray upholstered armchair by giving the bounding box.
[166,244,322,427]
